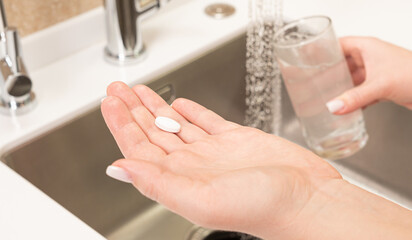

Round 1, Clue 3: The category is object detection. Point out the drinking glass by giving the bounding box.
[273,16,368,160]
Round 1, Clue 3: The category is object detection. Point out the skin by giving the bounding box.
[101,37,412,239]
[332,36,412,113]
[101,82,412,240]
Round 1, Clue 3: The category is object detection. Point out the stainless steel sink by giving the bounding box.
[1,35,247,240]
[1,33,412,239]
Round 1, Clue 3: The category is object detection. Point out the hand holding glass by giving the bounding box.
[274,16,368,160]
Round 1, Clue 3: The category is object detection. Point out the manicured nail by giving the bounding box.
[101,97,107,103]
[106,165,133,183]
[326,99,345,113]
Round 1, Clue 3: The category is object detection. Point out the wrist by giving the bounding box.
[273,179,412,240]
[250,179,347,240]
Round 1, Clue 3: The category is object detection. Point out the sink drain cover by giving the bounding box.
[205,3,236,19]
[186,226,261,240]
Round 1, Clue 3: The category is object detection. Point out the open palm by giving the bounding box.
[101,82,342,239]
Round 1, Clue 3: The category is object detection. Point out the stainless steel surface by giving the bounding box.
[0,1,35,115]
[1,34,412,239]
[2,35,246,239]
[104,0,170,64]
[333,102,412,207]
[204,4,236,19]
[186,226,215,240]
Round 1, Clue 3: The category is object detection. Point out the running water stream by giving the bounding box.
[245,0,283,134]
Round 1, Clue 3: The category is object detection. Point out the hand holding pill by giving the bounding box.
[101,82,411,240]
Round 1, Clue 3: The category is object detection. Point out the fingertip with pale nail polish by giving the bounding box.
[106,165,133,183]
[326,99,345,113]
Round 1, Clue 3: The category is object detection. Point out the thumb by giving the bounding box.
[326,84,382,114]
[108,159,210,224]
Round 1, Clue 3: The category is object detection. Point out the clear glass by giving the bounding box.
[273,16,368,160]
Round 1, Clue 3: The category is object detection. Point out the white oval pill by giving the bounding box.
[155,116,181,133]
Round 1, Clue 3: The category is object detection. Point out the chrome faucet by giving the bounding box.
[0,0,35,115]
[104,0,170,64]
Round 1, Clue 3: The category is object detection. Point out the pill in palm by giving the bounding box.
[155,116,181,133]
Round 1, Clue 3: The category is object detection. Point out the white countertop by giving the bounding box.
[0,0,411,239]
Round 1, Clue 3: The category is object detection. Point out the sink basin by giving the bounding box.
[1,34,247,240]
[2,33,412,239]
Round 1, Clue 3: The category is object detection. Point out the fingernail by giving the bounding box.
[326,99,345,113]
[101,97,107,103]
[106,165,133,183]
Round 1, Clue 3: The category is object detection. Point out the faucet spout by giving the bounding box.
[104,0,170,65]
[0,1,35,115]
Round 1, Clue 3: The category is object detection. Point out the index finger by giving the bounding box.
[339,37,365,67]
[101,96,166,161]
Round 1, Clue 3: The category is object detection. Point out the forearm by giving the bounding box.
[283,180,412,240]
